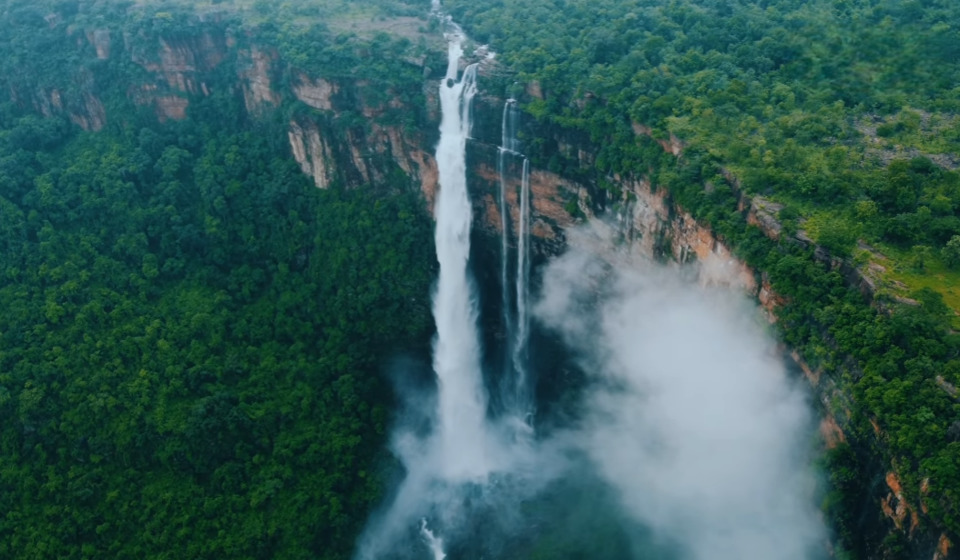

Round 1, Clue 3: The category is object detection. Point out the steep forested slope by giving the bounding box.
[444,0,960,557]
[0,96,436,560]
[457,0,957,243]
[0,1,438,558]
[449,0,960,267]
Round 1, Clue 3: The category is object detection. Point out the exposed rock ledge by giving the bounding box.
[288,120,333,189]
[293,74,337,111]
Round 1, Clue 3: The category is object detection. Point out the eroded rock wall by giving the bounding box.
[7,12,440,199]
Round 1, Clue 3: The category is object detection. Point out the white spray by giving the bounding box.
[419,520,446,560]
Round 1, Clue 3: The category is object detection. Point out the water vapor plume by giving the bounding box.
[537,226,827,560]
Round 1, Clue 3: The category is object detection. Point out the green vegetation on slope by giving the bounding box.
[0,70,435,560]
[3,0,960,557]
[449,0,960,275]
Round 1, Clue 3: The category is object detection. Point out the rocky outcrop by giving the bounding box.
[6,25,234,127]
[240,46,278,113]
[632,121,684,157]
[275,83,442,198]
[130,32,227,98]
[6,17,438,197]
[86,29,112,60]
[293,74,337,111]
[746,196,784,240]
[68,92,107,132]
[820,415,847,449]
[127,29,435,191]
[288,120,334,189]
[155,96,190,121]
[882,471,921,535]
[935,534,953,560]
[404,136,439,210]
[25,82,106,132]
[465,143,579,257]
[526,81,543,100]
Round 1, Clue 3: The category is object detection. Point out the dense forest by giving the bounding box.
[0,106,437,559]
[0,1,438,557]
[1,0,960,558]
[449,0,960,268]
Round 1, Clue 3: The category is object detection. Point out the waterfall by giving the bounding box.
[357,6,540,559]
[500,98,521,154]
[497,102,516,388]
[513,156,531,409]
[357,6,823,557]
[354,33,489,559]
[497,99,532,419]
[432,37,490,480]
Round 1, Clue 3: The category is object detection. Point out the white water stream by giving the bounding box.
[431,37,492,480]
[356,8,502,559]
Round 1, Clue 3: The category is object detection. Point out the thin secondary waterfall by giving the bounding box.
[500,98,521,154]
[497,101,516,385]
[432,35,490,478]
[513,156,531,406]
[497,99,532,416]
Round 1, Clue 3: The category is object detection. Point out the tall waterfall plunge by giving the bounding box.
[431,40,493,479]
[354,21,522,560]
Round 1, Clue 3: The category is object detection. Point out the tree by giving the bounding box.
[908,245,933,272]
[942,235,960,269]
[816,218,858,257]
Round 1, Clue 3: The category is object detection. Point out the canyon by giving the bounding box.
[4,7,955,559]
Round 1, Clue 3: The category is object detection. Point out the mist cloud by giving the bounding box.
[537,227,825,560]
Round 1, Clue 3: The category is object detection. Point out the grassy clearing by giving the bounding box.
[869,243,960,328]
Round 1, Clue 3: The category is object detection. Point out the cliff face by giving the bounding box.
[21,27,229,128]
[285,73,439,200]
[285,76,438,198]
[464,92,764,289]
[465,140,578,258]
[7,14,439,203]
